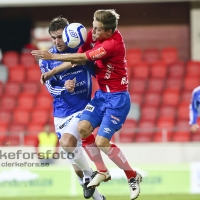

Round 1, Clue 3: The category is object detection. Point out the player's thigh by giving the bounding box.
[80,97,103,129]
[97,92,131,140]
[54,111,82,147]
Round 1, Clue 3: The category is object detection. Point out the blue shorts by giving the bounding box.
[80,90,131,140]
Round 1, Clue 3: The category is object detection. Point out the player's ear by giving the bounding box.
[107,29,113,35]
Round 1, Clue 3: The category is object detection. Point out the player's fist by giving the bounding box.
[65,77,76,93]
[190,124,199,133]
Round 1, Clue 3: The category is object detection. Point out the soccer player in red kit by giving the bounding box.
[32,9,142,200]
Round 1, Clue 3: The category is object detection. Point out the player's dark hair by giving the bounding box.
[94,9,120,32]
[48,16,69,34]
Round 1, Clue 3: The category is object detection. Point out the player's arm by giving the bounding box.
[31,50,88,62]
[189,93,199,133]
[41,62,72,84]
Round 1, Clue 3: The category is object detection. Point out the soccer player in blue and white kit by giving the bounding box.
[39,16,105,200]
[189,86,200,133]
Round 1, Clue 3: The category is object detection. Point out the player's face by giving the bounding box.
[92,20,112,41]
[50,29,67,52]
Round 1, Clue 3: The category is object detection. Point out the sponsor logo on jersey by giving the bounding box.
[103,128,111,134]
[111,120,118,124]
[104,64,114,79]
[59,116,74,129]
[59,123,66,129]
[85,104,94,112]
[89,47,106,60]
[111,115,120,122]
[121,77,128,85]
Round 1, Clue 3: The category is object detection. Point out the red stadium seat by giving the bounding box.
[183,76,200,91]
[8,64,26,82]
[0,135,6,146]
[35,93,53,110]
[0,95,17,111]
[175,119,190,130]
[22,82,40,94]
[150,61,167,78]
[165,78,183,91]
[191,132,200,141]
[155,118,175,141]
[20,53,37,66]
[0,82,4,97]
[161,47,178,65]
[146,78,165,92]
[172,131,190,142]
[134,133,153,142]
[130,93,143,105]
[132,62,149,79]
[13,109,30,125]
[24,135,38,146]
[177,103,189,120]
[168,61,185,78]
[31,109,49,125]
[9,124,26,136]
[2,51,20,67]
[40,84,50,95]
[0,122,8,136]
[162,89,180,106]
[143,48,160,64]
[181,91,192,104]
[4,82,22,96]
[137,120,155,134]
[143,92,160,107]
[17,93,35,110]
[0,109,12,123]
[119,119,136,143]
[27,123,44,135]
[129,79,147,94]
[186,61,200,77]
[126,48,142,67]
[2,135,20,146]
[157,118,175,129]
[140,106,158,122]
[26,64,41,82]
[159,106,176,119]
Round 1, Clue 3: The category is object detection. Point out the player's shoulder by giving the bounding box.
[192,86,200,97]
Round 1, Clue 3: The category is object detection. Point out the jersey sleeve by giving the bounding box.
[39,59,68,97]
[85,39,115,61]
[189,92,198,125]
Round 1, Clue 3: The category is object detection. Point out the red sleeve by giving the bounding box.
[85,39,115,61]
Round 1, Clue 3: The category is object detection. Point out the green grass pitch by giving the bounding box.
[1,195,200,200]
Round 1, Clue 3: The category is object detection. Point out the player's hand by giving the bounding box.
[40,71,54,84]
[71,61,86,67]
[31,50,52,60]
[64,78,76,92]
[190,124,199,133]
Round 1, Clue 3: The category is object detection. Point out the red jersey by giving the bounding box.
[78,29,128,92]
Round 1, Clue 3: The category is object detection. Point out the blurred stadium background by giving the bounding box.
[0,0,200,199]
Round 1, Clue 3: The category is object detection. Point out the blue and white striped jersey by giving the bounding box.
[39,46,95,118]
[189,86,200,125]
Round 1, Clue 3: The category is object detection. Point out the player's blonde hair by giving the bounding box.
[94,9,120,32]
